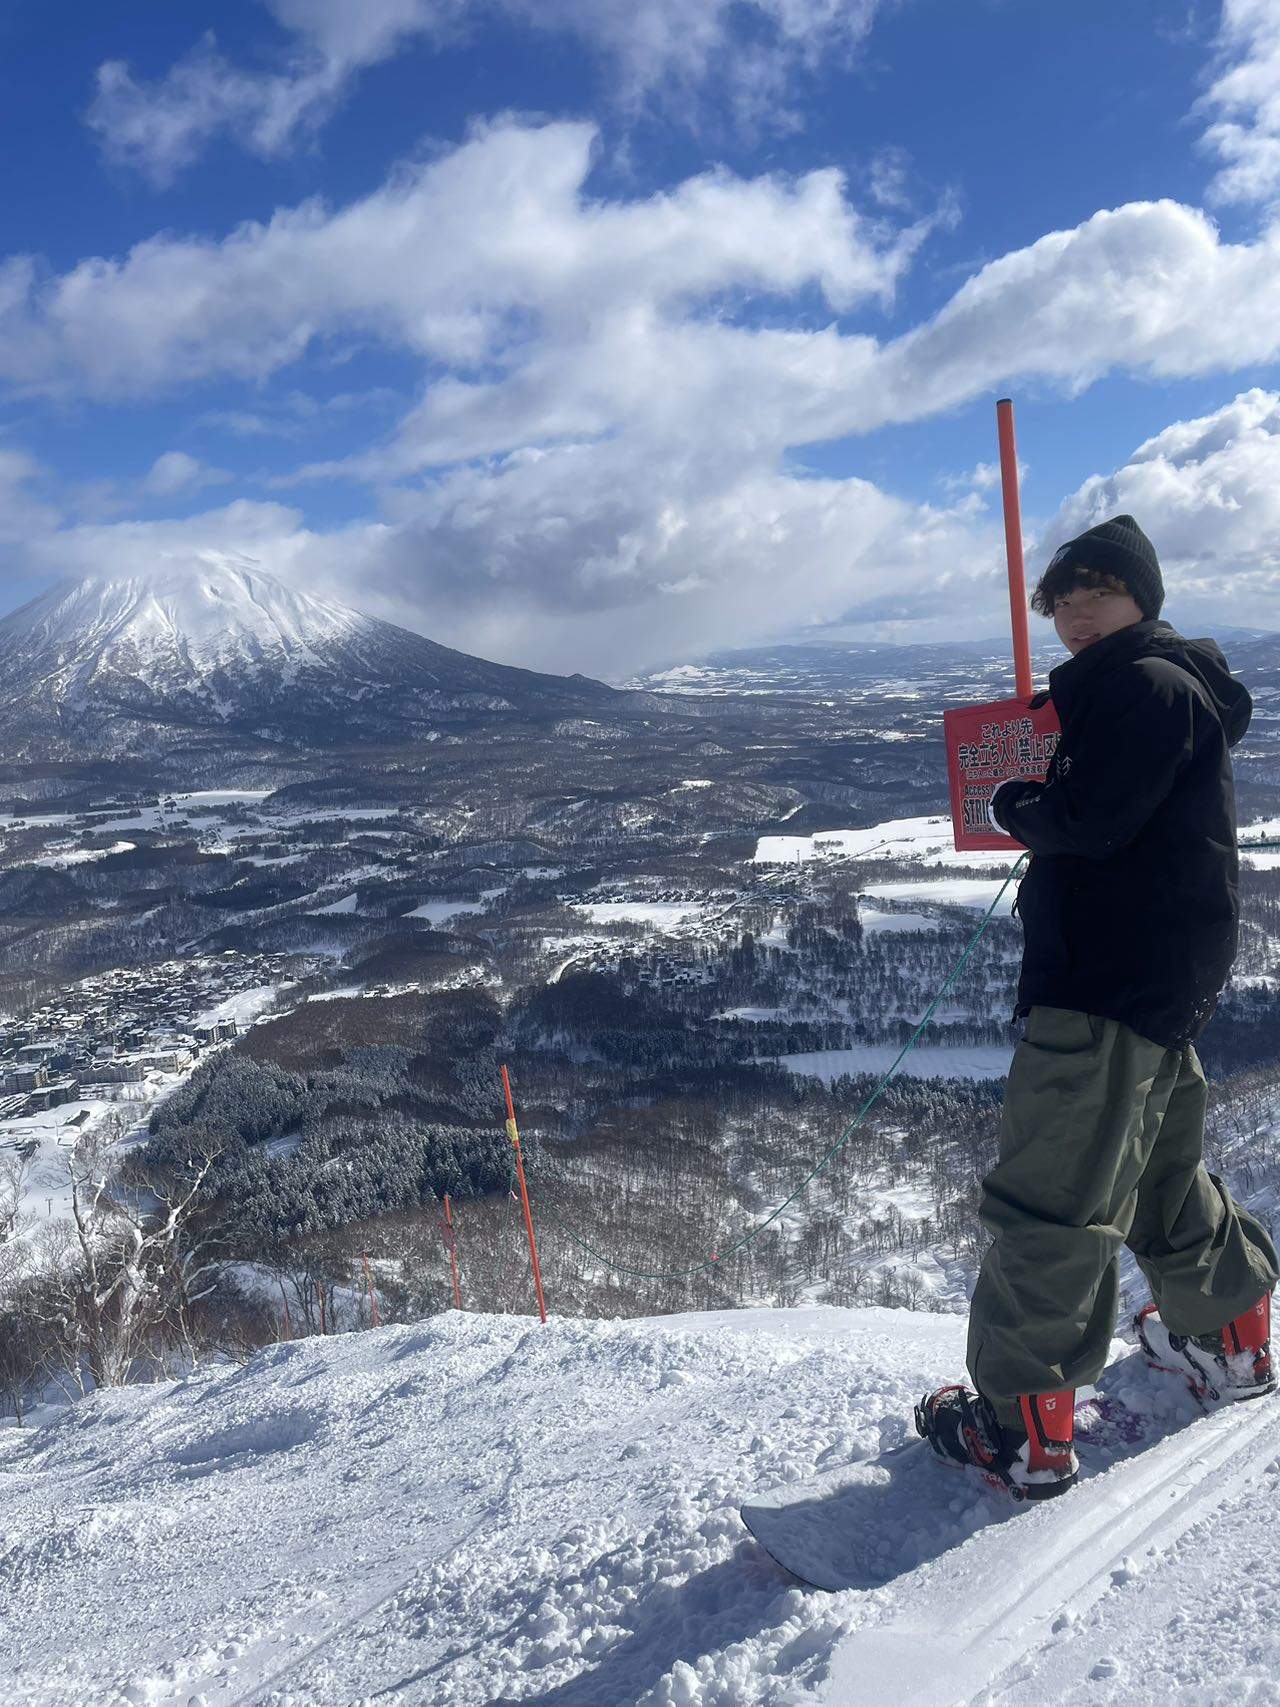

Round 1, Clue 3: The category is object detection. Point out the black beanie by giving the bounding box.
[1048,514,1164,619]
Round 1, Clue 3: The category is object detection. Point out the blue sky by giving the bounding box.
[2,0,1280,675]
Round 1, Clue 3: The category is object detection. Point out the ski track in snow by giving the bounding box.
[0,1308,1277,1706]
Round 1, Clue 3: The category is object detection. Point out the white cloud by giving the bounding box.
[1200,0,1280,205]
[263,0,456,66]
[882,199,1280,409]
[22,57,1280,675]
[141,451,232,496]
[10,131,1280,455]
[26,385,1280,676]
[13,471,1008,678]
[1045,387,1280,630]
[88,42,308,188]
[939,460,1006,496]
[24,499,350,590]
[0,122,923,401]
[376,450,1007,675]
[86,0,884,184]
[505,0,882,128]
[21,108,1280,464]
[295,195,1280,490]
[87,4,458,187]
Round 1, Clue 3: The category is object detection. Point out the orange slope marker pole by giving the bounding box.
[500,1065,548,1324]
[996,397,1033,699]
[442,1193,463,1311]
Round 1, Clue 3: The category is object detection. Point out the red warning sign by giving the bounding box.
[944,695,1061,851]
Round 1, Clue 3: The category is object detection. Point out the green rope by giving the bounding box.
[523,853,1030,1283]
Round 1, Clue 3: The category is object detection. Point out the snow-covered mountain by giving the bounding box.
[0,563,624,757]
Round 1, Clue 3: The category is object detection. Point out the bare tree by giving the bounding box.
[0,1150,30,1241]
[0,1232,37,1422]
[51,1121,222,1390]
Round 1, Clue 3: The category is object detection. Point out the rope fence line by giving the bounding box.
[511,851,1031,1285]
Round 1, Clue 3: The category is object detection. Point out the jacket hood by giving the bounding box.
[1049,620,1253,747]
[1148,629,1253,747]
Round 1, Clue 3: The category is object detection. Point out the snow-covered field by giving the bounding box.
[2,1306,1276,1707]
[401,899,485,923]
[754,816,1020,870]
[857,906,938,933]
[28,840,137,869]
[0,790,273,836]
[861,878,1017,916]
[760,811,1280,874]
[778,1044,1014,1082]
[193,986,279,1031]
[573,901,705,929]
[0,790,406,853]
[308,891,360,916]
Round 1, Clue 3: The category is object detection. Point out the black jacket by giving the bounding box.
[991,619,1252,1049]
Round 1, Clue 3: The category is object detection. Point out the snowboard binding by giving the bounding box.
[1135,1297,1276,1408]
[915,1384,1078,1502]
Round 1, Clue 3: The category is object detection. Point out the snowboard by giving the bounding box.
[739,1368,1165,1593]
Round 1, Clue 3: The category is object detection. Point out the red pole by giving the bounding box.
[996,398,1033,700]
[443,1194,463,1311]
[500,1065,548,1324]
[360,1251,381,1327]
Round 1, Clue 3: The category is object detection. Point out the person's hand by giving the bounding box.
[988,779,1019,833]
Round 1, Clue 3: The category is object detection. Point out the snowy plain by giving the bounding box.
[2,1306,1277,1707]
[753,817,1019,869]
[778,1044,1014,1082]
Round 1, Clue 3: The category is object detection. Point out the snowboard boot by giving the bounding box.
[914,1384,1078,1501]
[1135,1297,1276,1406]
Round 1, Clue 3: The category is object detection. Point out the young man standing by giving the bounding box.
[917,514,1278,1500]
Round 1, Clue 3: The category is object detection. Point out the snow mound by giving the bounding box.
[1,1307,1277,1706]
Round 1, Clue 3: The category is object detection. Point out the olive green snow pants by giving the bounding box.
[968,1005,1279,1425]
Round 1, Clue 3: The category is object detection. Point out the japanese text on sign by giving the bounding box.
[956,715,1058,774]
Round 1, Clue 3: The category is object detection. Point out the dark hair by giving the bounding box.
[1030,562,1129,619]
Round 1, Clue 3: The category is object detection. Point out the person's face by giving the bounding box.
[1052,579,1145,656]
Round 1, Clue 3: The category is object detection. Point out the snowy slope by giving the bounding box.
[1,1306,1277,1706]
[0,564,623,756]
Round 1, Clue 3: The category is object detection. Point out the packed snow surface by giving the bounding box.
[2,1306,1277,1706]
